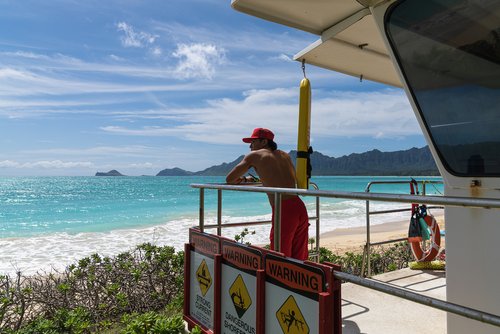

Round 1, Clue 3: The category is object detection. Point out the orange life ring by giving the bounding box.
[409,214,441,262]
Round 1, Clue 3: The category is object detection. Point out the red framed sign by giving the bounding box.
[264,253,333,334]
[184,228,221,333]
[183,229,342,334]
[219,240,264,334]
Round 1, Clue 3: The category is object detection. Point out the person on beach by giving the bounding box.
[226,128,309,260]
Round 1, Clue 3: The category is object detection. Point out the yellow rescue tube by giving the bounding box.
[296,77,311,189]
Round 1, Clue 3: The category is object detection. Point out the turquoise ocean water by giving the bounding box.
[0,176,443,275]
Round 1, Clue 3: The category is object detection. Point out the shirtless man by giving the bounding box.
[226,128,309,260]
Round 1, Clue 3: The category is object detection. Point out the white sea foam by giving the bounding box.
[0,201,414,276]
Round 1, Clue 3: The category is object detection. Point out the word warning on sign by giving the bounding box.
[264,253,329,334]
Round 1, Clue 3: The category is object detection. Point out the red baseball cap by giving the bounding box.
[242,128,275,143]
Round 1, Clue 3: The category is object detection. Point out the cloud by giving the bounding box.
[271,53,293,62]
[100,88,418,145]
[0,160,19,168]
[0,54,299,103]
[100,126,180,136]
[150,46,162,56]
[154,21,313,55]
[23,145,155,157]
[172,43,225,79]
[311,90,418,138]
[109,54,125,61]
[0,160,94,169]
[116,22,157,48]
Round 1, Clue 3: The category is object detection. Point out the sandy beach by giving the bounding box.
[319,214,445,254]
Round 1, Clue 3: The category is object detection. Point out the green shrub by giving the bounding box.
[13,307,91,334]
[0,244,185,333]
[121,313,184,334]
[318,242,413,276]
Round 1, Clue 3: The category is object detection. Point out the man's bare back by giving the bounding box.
[226,128,309,260]
[227,148,296,187]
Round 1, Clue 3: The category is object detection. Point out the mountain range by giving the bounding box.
[156,146,439,176]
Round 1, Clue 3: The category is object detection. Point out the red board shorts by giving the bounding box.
[270,196,309,260]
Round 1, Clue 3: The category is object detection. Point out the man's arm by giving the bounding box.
[226,154,253,184]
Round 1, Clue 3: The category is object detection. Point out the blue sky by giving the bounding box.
[0,0,426,176]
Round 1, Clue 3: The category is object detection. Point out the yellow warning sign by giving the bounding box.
[229,274,252,318]
[276,295,309,334]
[196,259,212,296]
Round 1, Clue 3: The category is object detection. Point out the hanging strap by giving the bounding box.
[410,178,419,214]
[296,146,313,181]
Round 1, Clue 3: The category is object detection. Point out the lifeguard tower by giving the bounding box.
[228,1,500,333]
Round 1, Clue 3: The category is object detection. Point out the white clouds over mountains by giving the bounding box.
[100,88,418,145]
[0,1,424,175]
[0,160,93,169]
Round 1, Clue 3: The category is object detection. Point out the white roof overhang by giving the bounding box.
[231,0,402,87]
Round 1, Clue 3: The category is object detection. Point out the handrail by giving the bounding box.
[194,182,322,257]
[191,182,500,329]
[335,271,500,328]
[191,183,500,209]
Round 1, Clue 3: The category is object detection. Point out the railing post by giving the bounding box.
[274,192,282,252]
[199,188,205,232]
[315,193,320,260]
[365,198,371,277]
[309,182,320,262]
[217,189,222,236]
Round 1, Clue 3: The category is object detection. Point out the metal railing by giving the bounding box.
[361,179,444,277]
[190,182,500,329]
[335,271,500,328]
[194,182,322,260]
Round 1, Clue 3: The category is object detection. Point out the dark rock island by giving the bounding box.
[95,170,125,176]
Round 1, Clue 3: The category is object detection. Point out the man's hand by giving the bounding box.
[236,175,259,184]
[237,176,250,183]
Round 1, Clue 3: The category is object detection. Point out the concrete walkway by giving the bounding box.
[341,268,447,334]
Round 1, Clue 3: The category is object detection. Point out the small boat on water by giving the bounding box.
[228,1,500,333]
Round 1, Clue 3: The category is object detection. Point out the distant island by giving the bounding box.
[156,146,439,176]
[95,170,125,176]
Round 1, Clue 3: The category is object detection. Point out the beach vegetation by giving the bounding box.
[1,238,412,333]
[317,241,413,276]
[233,228,255,245]
[0,243,186,333]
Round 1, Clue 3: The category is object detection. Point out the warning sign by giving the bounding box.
[220,240,262,334]
[222,243,261,272]
[265,253,325,334]
[197,259,212,297]
[187,230,220,331]
[266,257,324,296]
[276,295,309,334]
[229,274,252,318]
